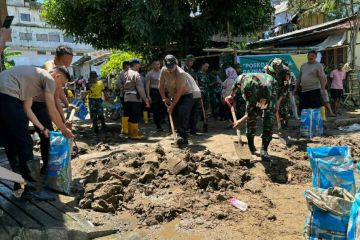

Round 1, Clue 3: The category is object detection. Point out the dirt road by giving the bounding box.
[69,109,360,240]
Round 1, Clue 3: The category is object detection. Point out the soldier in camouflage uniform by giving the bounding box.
[264,58,291,129]
[226,73,277,161]
[196,62,210,112]
[232,75,247,120]
[208,66,222,119]
[183,54,197,81]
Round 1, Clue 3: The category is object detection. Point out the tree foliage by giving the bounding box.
[42,0,273,57]
[100,51,141,78]
[3,47,21,69]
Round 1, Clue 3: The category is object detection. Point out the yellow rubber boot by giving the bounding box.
[320,106,326,121]
[143,111,149,124]
[121,117,129,134]
[129,123,144,140]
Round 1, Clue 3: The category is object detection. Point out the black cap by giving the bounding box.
[50,66,71,82]
[130,58,140,67]
[89,71,98,78]
[164,55,177,69]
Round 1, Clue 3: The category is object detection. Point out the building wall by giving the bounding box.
[5,0,94,68]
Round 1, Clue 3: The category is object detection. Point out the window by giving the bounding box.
[37,51,46,55]
[19,32,32,40]
[36,34,48,42]
[63,36,74,43]
[20,13,31,22]
[49,34,60,42]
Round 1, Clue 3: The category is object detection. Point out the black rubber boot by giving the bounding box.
[100,117,107,131]
[93,120,99,134]
[247,136,256,154]
[260,140,271,162]
[22,160,56,201]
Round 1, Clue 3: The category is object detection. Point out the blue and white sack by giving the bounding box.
[46,131,72,194]
[300,109,323,138]
[305,187,354,240]
[347,193,360,239]
[307,146,355,195]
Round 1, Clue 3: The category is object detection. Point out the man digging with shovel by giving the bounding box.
[226,73,277,162]
[159,55,194,147]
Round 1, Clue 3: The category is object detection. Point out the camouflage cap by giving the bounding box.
[186,54,195,61]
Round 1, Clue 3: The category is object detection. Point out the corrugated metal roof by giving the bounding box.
[248,16,351,46]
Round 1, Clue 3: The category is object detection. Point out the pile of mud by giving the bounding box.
[76,144,258,226]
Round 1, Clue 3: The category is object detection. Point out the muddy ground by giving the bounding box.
[67,108,360,240]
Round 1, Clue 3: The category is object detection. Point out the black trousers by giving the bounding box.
[0,93,33,180]
[150,88,166,129]
[124,101,142,124]
[188,98,201,132]
[32,102,54,172]
[173,93,193,140]
[299,88,323,112]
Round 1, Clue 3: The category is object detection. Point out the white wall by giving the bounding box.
[6,0,95,68]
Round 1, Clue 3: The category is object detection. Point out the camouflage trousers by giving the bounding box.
[89,98,105,122]
[209,92,221,118]
[235,93,246,119]
[246,107,274,142]
[279,94,290,127]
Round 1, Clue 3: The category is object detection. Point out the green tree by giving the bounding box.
[100,51,141,78]
[42,0,273,57]
[288,0,360,68]
[3,47,21,69]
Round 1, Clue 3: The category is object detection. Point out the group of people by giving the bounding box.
[0,25,348,201]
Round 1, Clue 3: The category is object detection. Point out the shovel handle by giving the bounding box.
[200,98,207,123]
[230,106,242,142]
[168,112,176,141]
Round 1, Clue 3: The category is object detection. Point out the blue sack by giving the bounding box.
[307,146,355,195]
[46,131,72,194]
[347,193,360,239]
[72,100,88,120]
[300,109,323,138]
[305,188,354,240]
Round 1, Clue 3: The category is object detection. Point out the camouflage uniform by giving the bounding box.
[267,58,291,128]
[231,75,247,120]
[183,65,197,82]
[240,73,277,142]
[208,73,222,119]
[197,70,210,110]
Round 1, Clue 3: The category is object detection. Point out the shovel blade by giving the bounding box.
[233,141,252,160]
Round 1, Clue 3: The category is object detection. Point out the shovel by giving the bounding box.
[230,106,252,160]
[168,112,177,143]
[200,98,208,132]
[275,110,290,146]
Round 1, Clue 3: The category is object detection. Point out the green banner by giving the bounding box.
[237,54,300,78]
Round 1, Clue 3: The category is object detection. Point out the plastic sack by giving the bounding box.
[307,146,355,195]
[72,100,88,120]
[300,109,323,138]
[305,187,354,240]
[347,193,360,239]
[45,131,72,194]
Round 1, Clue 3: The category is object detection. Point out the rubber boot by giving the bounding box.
[92,120,99,134]
[22,160,56,201]
[128,123,144,140]
[247,136,256,154]
[121,117,129,135]
[100,117,107,132]
[143,111,149,124]
[260,140,271,162]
